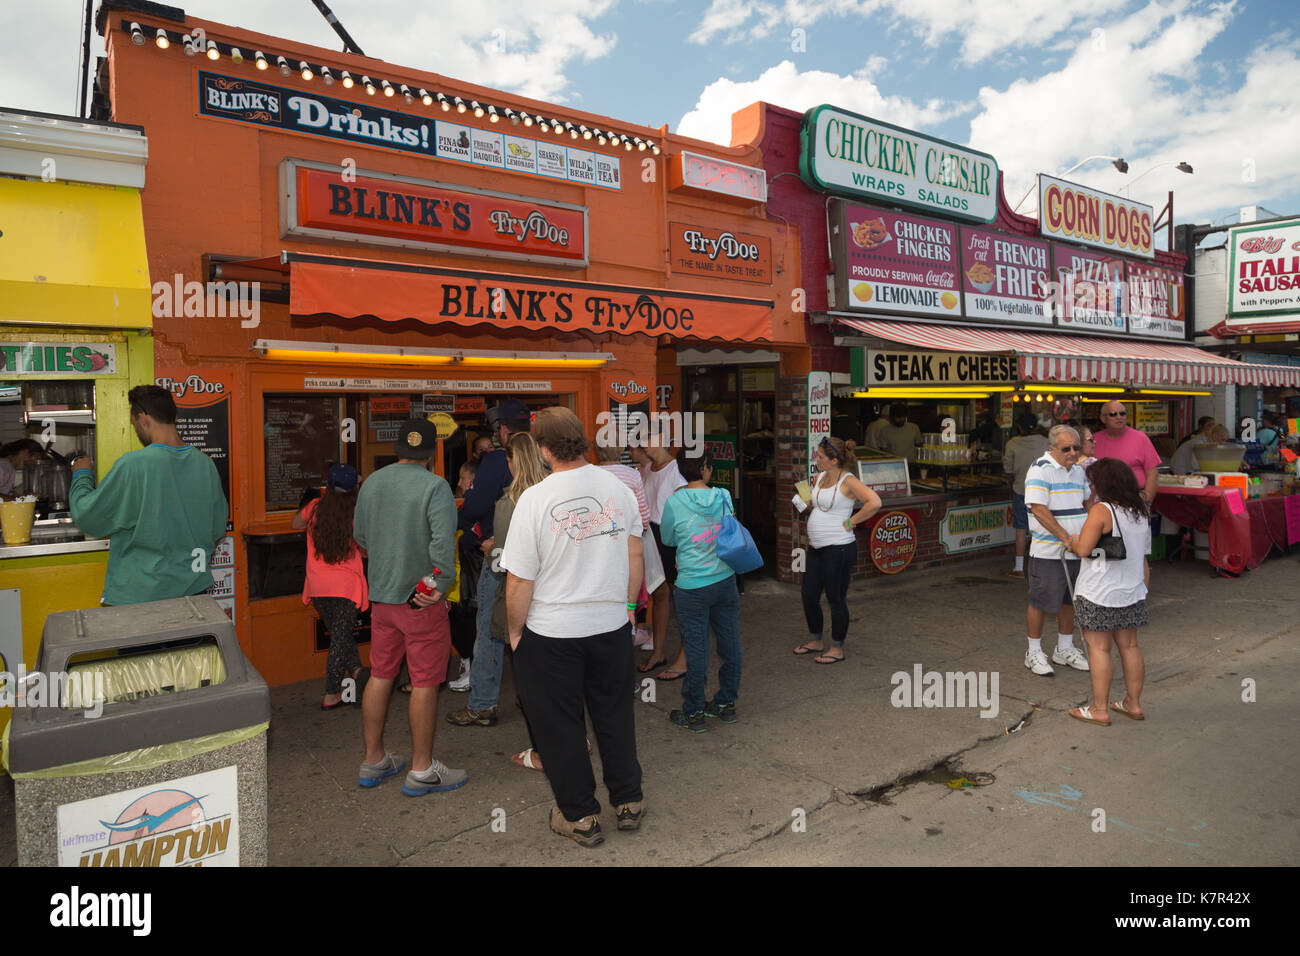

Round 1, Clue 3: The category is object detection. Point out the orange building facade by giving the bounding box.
[96,4,807,686]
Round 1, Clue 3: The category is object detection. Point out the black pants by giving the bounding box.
[312,597,361,694]
[801,542,857,647]
[513,621,643,821]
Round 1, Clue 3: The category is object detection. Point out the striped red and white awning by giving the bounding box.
[834,317,1300,388]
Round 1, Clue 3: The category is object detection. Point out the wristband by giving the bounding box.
[626,602,637,610]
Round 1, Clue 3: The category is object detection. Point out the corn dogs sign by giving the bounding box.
[1038,174,1154,259]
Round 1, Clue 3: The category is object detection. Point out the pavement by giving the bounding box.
[3,547,1297,866]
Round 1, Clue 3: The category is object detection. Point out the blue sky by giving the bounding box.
[5,0,1297,236]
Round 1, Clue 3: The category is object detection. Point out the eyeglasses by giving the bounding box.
[1059,444,1081,452]
[1104,411,1127,417]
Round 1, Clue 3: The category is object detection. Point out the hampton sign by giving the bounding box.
[800,105,998,223]
[199,72,621,190]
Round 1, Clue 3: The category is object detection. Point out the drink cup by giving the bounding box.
[1,499,37,545]
[795,480,811,503]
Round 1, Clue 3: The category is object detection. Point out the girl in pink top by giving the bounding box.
[293,463,369,710]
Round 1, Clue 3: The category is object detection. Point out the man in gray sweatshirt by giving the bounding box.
[352,419,466,796]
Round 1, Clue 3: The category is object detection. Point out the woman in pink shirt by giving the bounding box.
[1092,402,1161,503]
[293,464,370,709]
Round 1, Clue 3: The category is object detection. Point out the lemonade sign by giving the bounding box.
[832,200,959,318]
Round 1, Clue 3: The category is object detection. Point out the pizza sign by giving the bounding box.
[869,510,917,574]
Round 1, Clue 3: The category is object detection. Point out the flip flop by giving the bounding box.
[1110,700,1145,721]
[794,644,825,656]
[637,657,667,673]
[656,668,686,681]
[1068,705,1111,726]
[814,655,844,665]
[511,748,543,772]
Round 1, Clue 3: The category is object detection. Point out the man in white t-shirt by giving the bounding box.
[502,407,645,847]
[1022,425,1090,677]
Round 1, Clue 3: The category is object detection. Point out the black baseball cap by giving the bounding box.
[487,398,530,429]
[395,419,437,459]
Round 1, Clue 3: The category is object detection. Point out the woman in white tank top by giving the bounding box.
[792,437,882,664]
[1065,457,1152,727]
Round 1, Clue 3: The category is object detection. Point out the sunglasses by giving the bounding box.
[1059,444,1081,452]
[1104,411,1127,417]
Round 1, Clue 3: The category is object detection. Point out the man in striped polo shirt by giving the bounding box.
[1022,425,1090,676]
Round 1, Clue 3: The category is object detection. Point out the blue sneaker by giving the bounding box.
[358,752,404,788]
[402,758,469,796]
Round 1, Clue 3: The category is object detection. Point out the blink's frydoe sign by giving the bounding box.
[281,160,588,266]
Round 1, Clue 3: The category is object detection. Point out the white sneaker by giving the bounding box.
[1024,649,1055,676]
[1052,646,1090,671]
[448,659,471,692]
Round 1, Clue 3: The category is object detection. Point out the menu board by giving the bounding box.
[264,394,342,510]
[156,369,234,528]
[1050,246,1126,333]
[833,201,960,318]
[857,458,911,498]
[960,227,1052,326]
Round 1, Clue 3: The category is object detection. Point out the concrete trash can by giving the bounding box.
[4,595,270,866]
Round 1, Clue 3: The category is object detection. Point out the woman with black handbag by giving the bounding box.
[1065,457,1151,727]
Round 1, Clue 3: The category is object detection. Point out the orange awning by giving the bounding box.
[285,253,774,343]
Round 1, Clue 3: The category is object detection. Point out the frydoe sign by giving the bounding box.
[281,159,588,266]
[800,105,998,223]
[864,350,1016,387]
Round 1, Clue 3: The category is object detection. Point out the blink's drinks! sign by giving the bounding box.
[200,72,621,190]
[831,200,960,318]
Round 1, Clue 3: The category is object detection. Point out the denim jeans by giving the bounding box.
[673,576,741,716]
[468,563,504,710]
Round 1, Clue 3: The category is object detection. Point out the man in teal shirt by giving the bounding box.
[70,385,227,606]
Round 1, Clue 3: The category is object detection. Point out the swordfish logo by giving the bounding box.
[102,795,205,834]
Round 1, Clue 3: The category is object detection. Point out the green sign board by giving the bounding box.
[799,104,999,224]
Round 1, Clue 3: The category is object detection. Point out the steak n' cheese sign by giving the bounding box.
[865,350,1016,386]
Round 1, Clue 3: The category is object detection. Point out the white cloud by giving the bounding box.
[676,59,971,143]
[689,0,1129,65]
[967,0,1299,220]
[0,0,619,116]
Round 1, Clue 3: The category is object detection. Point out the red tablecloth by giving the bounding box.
[1154,487,1294,574]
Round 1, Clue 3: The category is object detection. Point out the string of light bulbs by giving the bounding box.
[124,19,662,155]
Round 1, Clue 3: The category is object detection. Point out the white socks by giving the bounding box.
[1027,637,1042,654]
[1014,556,1025,571]
[1057,633,1074,651]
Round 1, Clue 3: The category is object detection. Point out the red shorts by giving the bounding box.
[368,601,451,688]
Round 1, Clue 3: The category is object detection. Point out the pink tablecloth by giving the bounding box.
[1155,487,1295,575]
